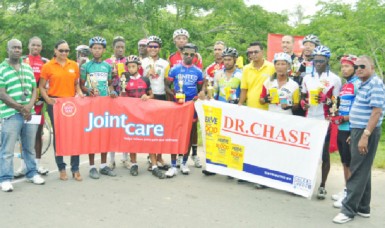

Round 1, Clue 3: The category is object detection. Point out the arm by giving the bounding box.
[0,88,24,114]
[238,89,247,106]
[39,78,55,105]
[358,107,383,155]
[75,79,84,97]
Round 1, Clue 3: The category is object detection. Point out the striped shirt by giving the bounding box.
[349,74,385,128]
[0,60,36,118]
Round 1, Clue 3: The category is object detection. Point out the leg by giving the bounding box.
[129,153,138,176]
[20,122,38,179]
[47,104,66,171]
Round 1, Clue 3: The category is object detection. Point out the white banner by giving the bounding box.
[195,100,329,198]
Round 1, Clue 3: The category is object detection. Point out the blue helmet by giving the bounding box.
[312,45,331,59]
[89,36,107,48]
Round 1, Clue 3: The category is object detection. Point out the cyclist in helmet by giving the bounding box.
[301,45,342,200]
[79,36,116,179]
[298,34,321,76]
[138,38,148,60]
[260,52,300,114]
[165,43,204,177]
[76,44,91,66]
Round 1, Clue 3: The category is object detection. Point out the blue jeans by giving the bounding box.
[0,113,38,182]
[47,104,79,172]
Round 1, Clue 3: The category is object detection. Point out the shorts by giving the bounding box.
[322,127,331,163]
[337,130,351,166]
[34,103,45,125]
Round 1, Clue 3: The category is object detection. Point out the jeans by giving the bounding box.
[47,104,79,172]
[0,113,38,182]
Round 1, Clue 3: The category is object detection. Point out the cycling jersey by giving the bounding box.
[22,55,48,83]
[213,68,242,102]
[168,63,203,101]
[338,76,360,131]
[260,77,300,115]
[168,52,203,69]
[80,60,112,96]
[141,57,169,95]
[205,62,224,83]
[301,71,342,119]
[122,73,151,98]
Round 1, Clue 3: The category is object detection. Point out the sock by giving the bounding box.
[192,144,198,156]
[122,153,128,161]
[90,165,96,169]
[100,163,107,169]
[131,163,138,166]
[110,152,115,162]
[182,156,188,165]
[171,160,177,167]
[152,165,157,170]
[35,158,40,166]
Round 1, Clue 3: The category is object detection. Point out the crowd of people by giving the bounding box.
[0,29,384,225]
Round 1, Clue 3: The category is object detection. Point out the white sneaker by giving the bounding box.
[1,181,14,192]
[165,167,178,178]
[180,164,190,175]
[332,213,352,224]
[357,212,370,218]
[27,175,45,185]
[37,166,49,175]
[333,189,347,208]
[14,167,26,178]
[176,156,183,168]
[332,189,345,201]
[192,155,202,168]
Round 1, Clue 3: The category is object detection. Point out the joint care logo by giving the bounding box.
[85,112,164,137]
[222,116,311,149]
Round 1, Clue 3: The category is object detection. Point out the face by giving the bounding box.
[7,40,23,60]
[223,56,236,70]
[274,60,290,75]
[182,48,196,65]
[91,44,105,59]
[138,44,147,56]
[113,41,125,57]
[214,44,225,59]
[354,58,374,79]
[247,45,263,62]
[29,38,42,56]
[174,35,188,50]
[313,55,328,73]
[341,64,355,78]
[147,42,160,57]
[303,42,316,56]
[281,36,294,54]
[127,63,138,75]
[54,43,70,61]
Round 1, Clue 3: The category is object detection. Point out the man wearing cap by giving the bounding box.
[138,38,148,60]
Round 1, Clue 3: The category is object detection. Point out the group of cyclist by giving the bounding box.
[1,29,384,225]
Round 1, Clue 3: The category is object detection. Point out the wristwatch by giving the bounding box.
[363,129,371,137]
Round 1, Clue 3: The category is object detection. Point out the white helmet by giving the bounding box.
[273,52,292,65]
[173,28,190,39]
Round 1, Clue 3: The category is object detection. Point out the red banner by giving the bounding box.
[267,33,305,62]
[53,97,194,156]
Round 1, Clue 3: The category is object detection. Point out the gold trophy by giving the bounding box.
[89,74,99,96]
[175,75,185,104]
[120,75,127,96]
[329,96,338,116]
[207,83,214,99]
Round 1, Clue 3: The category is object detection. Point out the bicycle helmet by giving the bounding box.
[126,55,141,65]
[75,45,91,56]
[222,47,238,58]
[302,34,321,47]
[89,36,107,48]
[173,28,190,39]
[183,43,198,52]
[312,45,331,59]
[273,52,292,65]
[147,36,162,47]
[138,38,147,46]
[340,54,357,65]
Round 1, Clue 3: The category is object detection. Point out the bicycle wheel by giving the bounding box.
[41,121,52,156]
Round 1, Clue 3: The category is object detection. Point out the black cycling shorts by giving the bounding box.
[337,130,351,166]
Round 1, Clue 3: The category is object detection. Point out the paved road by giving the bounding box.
[1,148,384,228]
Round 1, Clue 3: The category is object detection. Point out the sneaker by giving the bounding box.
[100,166,117,177]
[332,189,345,201]
[332,213,352,224]
[333,189,347,208]
[176,156,183,168]
[165,167,177,178]
[37,166,49,175]
[191,155,202,168]
[317,187,327,200]
[180,164,190,175]
[109,161,116,170]
[89,167,100,179]
[1,181,14,192]
[130,164,138,176]
[152,167,165,179]
[27,175,45,185]
[357,212,370,218]
[202,170,216,176]
[14,168,26,178]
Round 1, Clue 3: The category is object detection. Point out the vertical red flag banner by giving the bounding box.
[267,33,305,62]
[53,97,194,156]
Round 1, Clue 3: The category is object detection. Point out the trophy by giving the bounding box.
[207,83,214,99]
[89,74,99,96]
[120,75,127,96]
[329,96,338,116]
[175,75,185,104]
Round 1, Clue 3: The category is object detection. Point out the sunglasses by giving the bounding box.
[313,59,326,64]
[183,52,195,57]
[148,45,159,49]
[58,49,70,53]
[247,50,260,55]
[214,48,223,51]
[354,64,366,70]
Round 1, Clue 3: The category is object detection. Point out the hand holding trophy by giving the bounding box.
[89,74,99,96]
[175,75,185,104]
[120,75,127,96]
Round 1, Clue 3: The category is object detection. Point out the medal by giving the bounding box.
[21,94,26,101]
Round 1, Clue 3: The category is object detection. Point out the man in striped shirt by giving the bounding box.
[0,39,45,192]
[333,55,385,224]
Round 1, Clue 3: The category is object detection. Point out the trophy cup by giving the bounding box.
[89,74,99,96]
[207,83,214,99]
[120,75,127,96]
[329,96,338,116]
[175,75,185,104]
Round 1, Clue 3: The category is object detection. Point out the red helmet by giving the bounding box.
[340,54,357,66]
